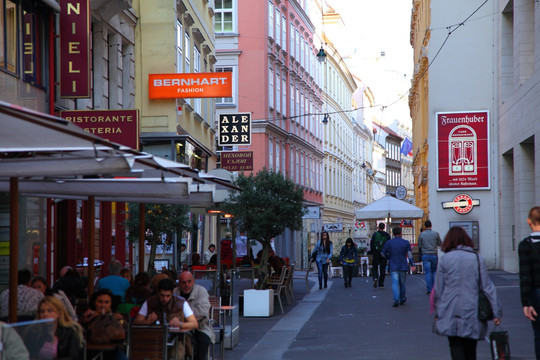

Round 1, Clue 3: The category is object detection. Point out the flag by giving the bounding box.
[400,137,413,156]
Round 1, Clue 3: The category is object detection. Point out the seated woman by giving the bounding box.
[240,255,254,267]
[80,289,127,360]
[32,276,78,321]
[125,272,153,305]
[36,296,84,359]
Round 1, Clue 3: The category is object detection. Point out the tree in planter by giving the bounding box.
[221,169,305,289]
[124,203,190,272]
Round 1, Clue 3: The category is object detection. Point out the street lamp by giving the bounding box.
[316,46,327,63]
[321,113,329,125]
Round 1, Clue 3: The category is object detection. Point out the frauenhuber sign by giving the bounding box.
[436,110,490,190]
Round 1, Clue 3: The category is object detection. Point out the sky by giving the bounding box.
[325,0,414,129]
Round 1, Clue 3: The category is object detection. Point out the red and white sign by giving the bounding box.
[148,72,232,99]
[436,111,490,190]
[442,194,480,214]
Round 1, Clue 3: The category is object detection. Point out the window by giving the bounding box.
[282,76,287,116]
[215,0,233,32]
[275,8,280,46]
[0,0,17,74]
[268,1,274,38]
[290,149,295,180]
[275,140,280,172]
[269,139,274,170]
[281,16,287,51]
[215,67,234,104]
[290,81,294,120]
[275,70,280,113]
[295,150,299,183]
[176,21,183,72]
[268,66,274,108]
[289,23,294,57]
[184,33,190,72]
[295,29,300,59]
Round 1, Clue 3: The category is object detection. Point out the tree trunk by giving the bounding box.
[147,234,160,272]
[255,241,271,289]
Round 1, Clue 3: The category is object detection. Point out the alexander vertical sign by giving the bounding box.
[436,110,490,190]
[218,113,251,146]
[60,0,90,98]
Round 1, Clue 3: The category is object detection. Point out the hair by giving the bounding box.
[38,296,84,346]
[119,268,132,282]
[31,276,55,296]
[241,255,252,266]
[425,220,432,228]
[150,273,170,291]
[134,272,151,287]
[345,238,355,247]
[180,243,186,249]
[378,223,385,230]
[18,269,32,285]
[108,260,122,275]
[441,226,474,253]
[157,278,175,292]
[320,231,332,253]
[208,254,218,265]
[529,206,540,226]
[89,288,118,312]
[392,227,402,236]
[208,244,215,250]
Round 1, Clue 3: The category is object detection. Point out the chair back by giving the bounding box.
[128,325,167,360]
[193,269,218,296]
[208,296,222,325]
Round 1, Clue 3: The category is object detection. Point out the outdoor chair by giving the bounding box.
[127,325,168,360]
[292,259,313,294]
[208,296,225,359]
[267,266,288,314]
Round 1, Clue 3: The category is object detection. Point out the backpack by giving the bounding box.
[372,231,388,252]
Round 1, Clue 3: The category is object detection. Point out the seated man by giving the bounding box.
[133,278,197,329]
[174,272,215,360]
[96,260,130,303]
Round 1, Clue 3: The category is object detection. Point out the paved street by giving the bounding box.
[224,269,535,360]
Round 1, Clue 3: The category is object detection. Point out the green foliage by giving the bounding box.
[124,203,190,271]
[221,169,305,287]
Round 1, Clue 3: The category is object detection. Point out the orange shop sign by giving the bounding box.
[148,72,232,99]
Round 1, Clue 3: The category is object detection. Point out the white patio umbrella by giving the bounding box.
[355,195,424,220]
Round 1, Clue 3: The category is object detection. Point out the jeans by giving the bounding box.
[531,288,540,359]
[342,265,354,285]
[448,336,477,360]
[422,254,438,293]
[390,271,407,302]
[193,331,211,360]
[372,252,387,287]
[316,261,329,287]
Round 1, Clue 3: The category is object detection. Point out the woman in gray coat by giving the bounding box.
[432,226,502,360]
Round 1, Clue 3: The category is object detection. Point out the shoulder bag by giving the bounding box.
[476,252,494,322]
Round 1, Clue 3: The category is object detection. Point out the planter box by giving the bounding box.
[243,289,274,317]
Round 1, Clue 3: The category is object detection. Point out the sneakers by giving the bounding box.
[373,278,378,288]
[392,301,399,307]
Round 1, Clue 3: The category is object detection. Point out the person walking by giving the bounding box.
[382,227,415,307]
[519,206,540,359]
[370,223,391,289]
[339,238,358,288]
[433,226,502,360]
[311,231,333,289]
[418,220,442,294]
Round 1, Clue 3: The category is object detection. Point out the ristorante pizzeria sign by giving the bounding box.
[436,110,490,190]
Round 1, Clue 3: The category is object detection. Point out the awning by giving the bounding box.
[355,195,424,220]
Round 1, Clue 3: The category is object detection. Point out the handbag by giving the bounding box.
[88,312,126,344]
[489,327,510,360]
[476,252,494,322]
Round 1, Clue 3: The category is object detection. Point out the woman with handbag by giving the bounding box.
[81,288,127,360]
[432,226,502,360]
[339,238,358,288]
[311,231,333,289]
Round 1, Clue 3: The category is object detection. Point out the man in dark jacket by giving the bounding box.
[370,223,390,288]
[382,227,415,307]
[519,206,540,359]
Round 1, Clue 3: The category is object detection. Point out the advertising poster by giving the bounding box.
[436,111,490,190]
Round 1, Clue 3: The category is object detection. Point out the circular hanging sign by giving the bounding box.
[452,194,474,214]
[395,185,407,200]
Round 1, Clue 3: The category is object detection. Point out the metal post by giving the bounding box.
[8,178,18,323]
[87,196,95,297]
[139,203,145,273]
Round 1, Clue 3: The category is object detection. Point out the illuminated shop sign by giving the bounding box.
[59,0,90,98]
[436,111,490,190]
[148,72,232,99]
